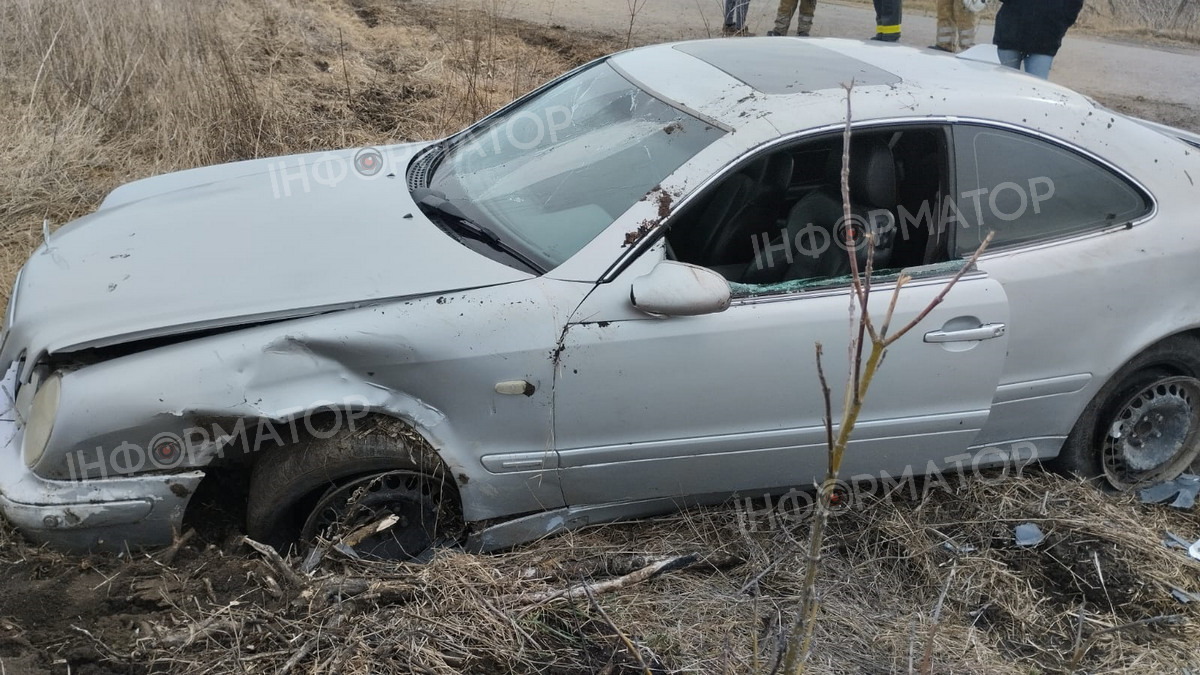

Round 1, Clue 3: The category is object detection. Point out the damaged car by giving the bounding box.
[3,37,1200,557]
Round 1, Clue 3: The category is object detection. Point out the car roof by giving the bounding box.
[671,40,902,94]
[610,38,1098,134]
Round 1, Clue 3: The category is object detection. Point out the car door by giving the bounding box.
[551,243,1012,507]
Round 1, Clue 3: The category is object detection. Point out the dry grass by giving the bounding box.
[1,473,1198,673]
[1075,0,1200,43]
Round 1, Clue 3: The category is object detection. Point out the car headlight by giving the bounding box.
[22,373,60,468]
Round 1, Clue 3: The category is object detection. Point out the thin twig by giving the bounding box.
[882,231,994,346]
[338,27,351,110]
[1070,603,1086,662]
[837,81,867,408]
[1069,614,1183,670]
[156,528,195,566]
[839,80,864,314]
[26,18,67,120]
[498,554,699,607]
[815,343,835,458]
[583,584,654,675]
[242,536,304,588]
[278,637,316,675]
[918,564,957,674]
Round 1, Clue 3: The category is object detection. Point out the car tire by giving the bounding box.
[1056,334,1200,490]
[245,421,459,558]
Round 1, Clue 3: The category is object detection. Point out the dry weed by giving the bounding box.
[2,473,1197,673]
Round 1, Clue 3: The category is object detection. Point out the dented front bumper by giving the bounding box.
[0,369,202,552]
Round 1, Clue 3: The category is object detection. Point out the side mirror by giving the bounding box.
[630,261,732,317]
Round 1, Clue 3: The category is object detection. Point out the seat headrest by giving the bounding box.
[850,141,897,209]
[762,153,794,193]
[823,139,898,209]
[738,154,794,194]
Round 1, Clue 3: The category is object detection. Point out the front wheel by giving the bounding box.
[1057,335,1200,490]
[246,421,461,559]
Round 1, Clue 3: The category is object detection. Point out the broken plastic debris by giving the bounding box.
[1162,531,1200,561]
[942,540,976,554]
[300,546,325,574]
[1171,587,1200,604]
[332,542,361,560]
[1014,523,1045,547]
[1165,531,1193,550]
[1139,473,1200,509]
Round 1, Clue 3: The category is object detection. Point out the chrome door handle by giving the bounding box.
[924,323,1006,343]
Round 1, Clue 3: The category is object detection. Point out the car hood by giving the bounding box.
[2,147,531,372]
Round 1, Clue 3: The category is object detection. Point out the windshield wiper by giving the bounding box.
[411,189,542,274]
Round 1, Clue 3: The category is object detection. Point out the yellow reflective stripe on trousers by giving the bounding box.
[876,24,901,34]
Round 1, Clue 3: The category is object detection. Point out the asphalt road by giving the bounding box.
[455,0,1200,128]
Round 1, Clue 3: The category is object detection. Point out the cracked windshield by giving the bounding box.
[428,62,724,268]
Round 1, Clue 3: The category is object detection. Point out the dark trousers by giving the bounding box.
[873,0,902,40]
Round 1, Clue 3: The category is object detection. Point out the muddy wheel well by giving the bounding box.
[184,413,453,541]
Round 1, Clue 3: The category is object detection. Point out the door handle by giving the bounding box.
[924,323,1006,343]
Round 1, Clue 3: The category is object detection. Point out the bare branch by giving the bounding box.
[840,81,861,411]
[918,564,957,674]
[624,0,649,48]
[241,536,304,588]
[882,232,994,347]
[815,343,835,463]
[879,272,910,339]
[861,230,878,340]
[583,584,654,675]
[852,232,876,404]
[497,553,699,607]
[839,80,866,315]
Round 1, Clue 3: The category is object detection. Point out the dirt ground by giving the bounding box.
[2,0,1200,673]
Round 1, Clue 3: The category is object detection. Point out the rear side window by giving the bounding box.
[953,125,1150,256]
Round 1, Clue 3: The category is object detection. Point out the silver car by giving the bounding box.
[3,38,1200,555]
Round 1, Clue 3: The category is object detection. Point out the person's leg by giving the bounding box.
[724,0,744,29]
[957,1,978,50]
[934,0,955,51]
[872,0,902,41]
[796,0,816,36]
[724,0,738,30]
[771,0,799,35]
[996,48,1022,70]
[1022,53,1055,79]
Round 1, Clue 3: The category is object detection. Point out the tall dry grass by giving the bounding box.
[1078,0,1200,41]
[0,0,615,307]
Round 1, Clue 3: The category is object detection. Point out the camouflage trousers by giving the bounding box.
[936,0,979,51]
[773,0,817,35]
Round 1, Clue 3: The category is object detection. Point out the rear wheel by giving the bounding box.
[246,420,460,559]
[1058,335,1200,490]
